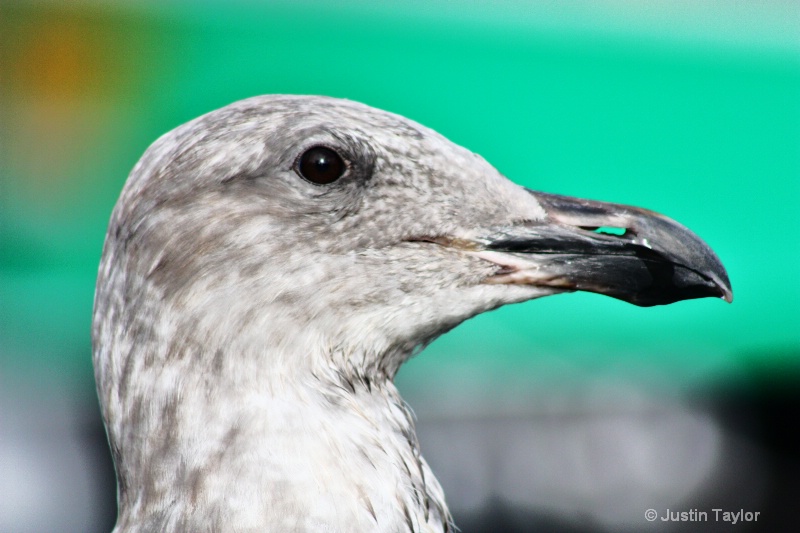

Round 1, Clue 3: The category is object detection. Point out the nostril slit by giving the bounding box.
[581,226,628,237]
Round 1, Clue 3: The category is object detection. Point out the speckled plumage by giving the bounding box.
[93,95,730,532]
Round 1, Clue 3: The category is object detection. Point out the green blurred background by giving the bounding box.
[1,1,798,532]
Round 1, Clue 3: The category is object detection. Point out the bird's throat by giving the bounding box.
[112,357,452,532]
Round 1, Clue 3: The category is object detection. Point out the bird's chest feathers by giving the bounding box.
[145,374,450,532]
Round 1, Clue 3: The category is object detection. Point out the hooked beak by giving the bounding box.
[472,190,733,307]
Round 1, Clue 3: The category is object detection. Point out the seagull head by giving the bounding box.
[98,95,731,382]
[93,95,731,530]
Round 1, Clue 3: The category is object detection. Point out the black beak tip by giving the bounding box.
[715,274,734,304]
[634,263,733,307]
[692,248,733,304]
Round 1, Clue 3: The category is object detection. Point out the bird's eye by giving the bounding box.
[295,146,346,184]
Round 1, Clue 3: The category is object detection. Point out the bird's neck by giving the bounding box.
[110,346,451,532]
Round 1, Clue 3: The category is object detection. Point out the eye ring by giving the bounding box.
[294,145,347,185]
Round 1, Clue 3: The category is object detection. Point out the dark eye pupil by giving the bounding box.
[297,146,345,184]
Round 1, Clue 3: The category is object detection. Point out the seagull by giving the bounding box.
[93,95,732,532]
